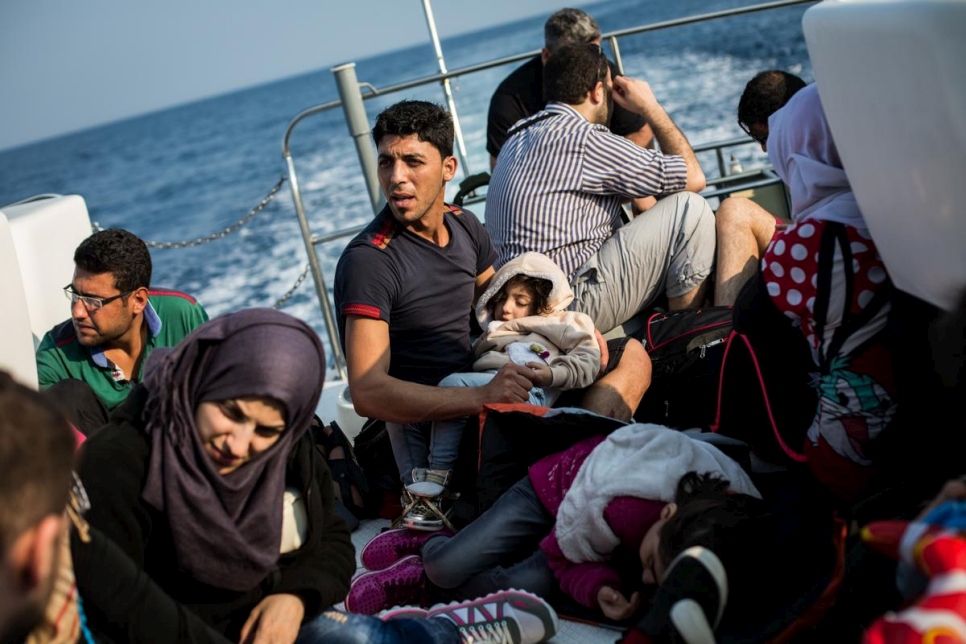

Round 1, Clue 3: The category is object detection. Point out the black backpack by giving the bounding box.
[632,306,733,430]
[352,418,402,519]
[631,302,817,468]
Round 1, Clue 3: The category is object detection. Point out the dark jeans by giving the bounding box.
[297,609,458,644]
[422,476,558,600]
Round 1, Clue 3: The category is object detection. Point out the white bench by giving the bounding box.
[805,0,966,311]
[0,195,93,388]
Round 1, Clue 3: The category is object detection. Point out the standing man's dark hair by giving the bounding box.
[544,8,600,52]
[737,70,807,146]
[372,100,454,160]
[74,228,152,293]
[0,370,75,642]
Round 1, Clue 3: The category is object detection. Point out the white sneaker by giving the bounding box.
[408,468,452,497]
[426,588,559,644]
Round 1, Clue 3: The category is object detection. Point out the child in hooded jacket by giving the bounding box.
[399,252,601,528]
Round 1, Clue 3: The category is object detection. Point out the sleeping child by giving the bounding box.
[396,251,600,531]
[349,421,766,626]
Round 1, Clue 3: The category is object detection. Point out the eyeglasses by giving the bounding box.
[63,284,133,311]
[739,121,768,144]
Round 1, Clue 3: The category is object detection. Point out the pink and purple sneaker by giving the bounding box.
[360,527,453,571]
[345,554,427,615]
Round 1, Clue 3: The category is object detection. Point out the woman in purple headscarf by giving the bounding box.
[73,308,355,643]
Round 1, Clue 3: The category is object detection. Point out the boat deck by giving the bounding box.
[347,518,621,643]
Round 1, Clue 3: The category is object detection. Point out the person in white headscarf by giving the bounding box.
[761,83,897,504]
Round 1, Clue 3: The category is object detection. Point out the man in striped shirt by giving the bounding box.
[486,8,655,220]
[486,43,716,335]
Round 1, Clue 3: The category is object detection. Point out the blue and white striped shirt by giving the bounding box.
[485,102,688,279]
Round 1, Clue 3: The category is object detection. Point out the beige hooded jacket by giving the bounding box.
[473,252,600,390]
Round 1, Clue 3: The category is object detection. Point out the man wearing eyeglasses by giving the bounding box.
[487,43,713,336]
[487,8,654,212]
[713,70,807,307]
[737,70,806,154]
[35,229,208,433]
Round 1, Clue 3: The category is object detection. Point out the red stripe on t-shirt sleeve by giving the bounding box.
[344,304,381,319]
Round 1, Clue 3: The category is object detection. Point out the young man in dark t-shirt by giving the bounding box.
[335,100,650,522]
[335,101,537,504]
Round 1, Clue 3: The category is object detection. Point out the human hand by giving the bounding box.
[917,477,966,521]
[239,593,304,644]
[611,76,659,118]
[594,329,609,376]
[482,363,535,404]
[597,585,642,621]
[525,362,553,387]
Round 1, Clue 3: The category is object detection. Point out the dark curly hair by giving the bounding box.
[647,471,784,630]
[543,42,608,106]
[490,275,555,317]
[372,100,454,160]
[657,472,769,579]
[74,228,152,293]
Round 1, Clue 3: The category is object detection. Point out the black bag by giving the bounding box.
[632,307,733,430]
[309,418,368,530]
[352,418,402,519]
[713,273,817,466]
[631,301,816,467]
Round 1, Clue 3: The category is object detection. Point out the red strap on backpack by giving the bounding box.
[711,330,807,463]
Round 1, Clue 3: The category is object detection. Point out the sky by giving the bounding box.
[0,0,573,151]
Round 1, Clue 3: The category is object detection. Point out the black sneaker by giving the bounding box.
[635,546,728,644]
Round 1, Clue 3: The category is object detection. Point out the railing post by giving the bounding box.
[605,36,625,75]
[331,63,384,217]
[421,0,472,178]
[283,153,347,380]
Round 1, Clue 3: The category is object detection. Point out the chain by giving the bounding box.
[90,174,309,310]
[91,176,287,249]
[272,264,311,309]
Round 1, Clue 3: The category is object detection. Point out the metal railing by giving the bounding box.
[281,0,815,379]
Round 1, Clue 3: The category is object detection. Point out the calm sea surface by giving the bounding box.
[0,0,813,372]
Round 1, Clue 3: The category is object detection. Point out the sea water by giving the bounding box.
[0,0,813,372]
